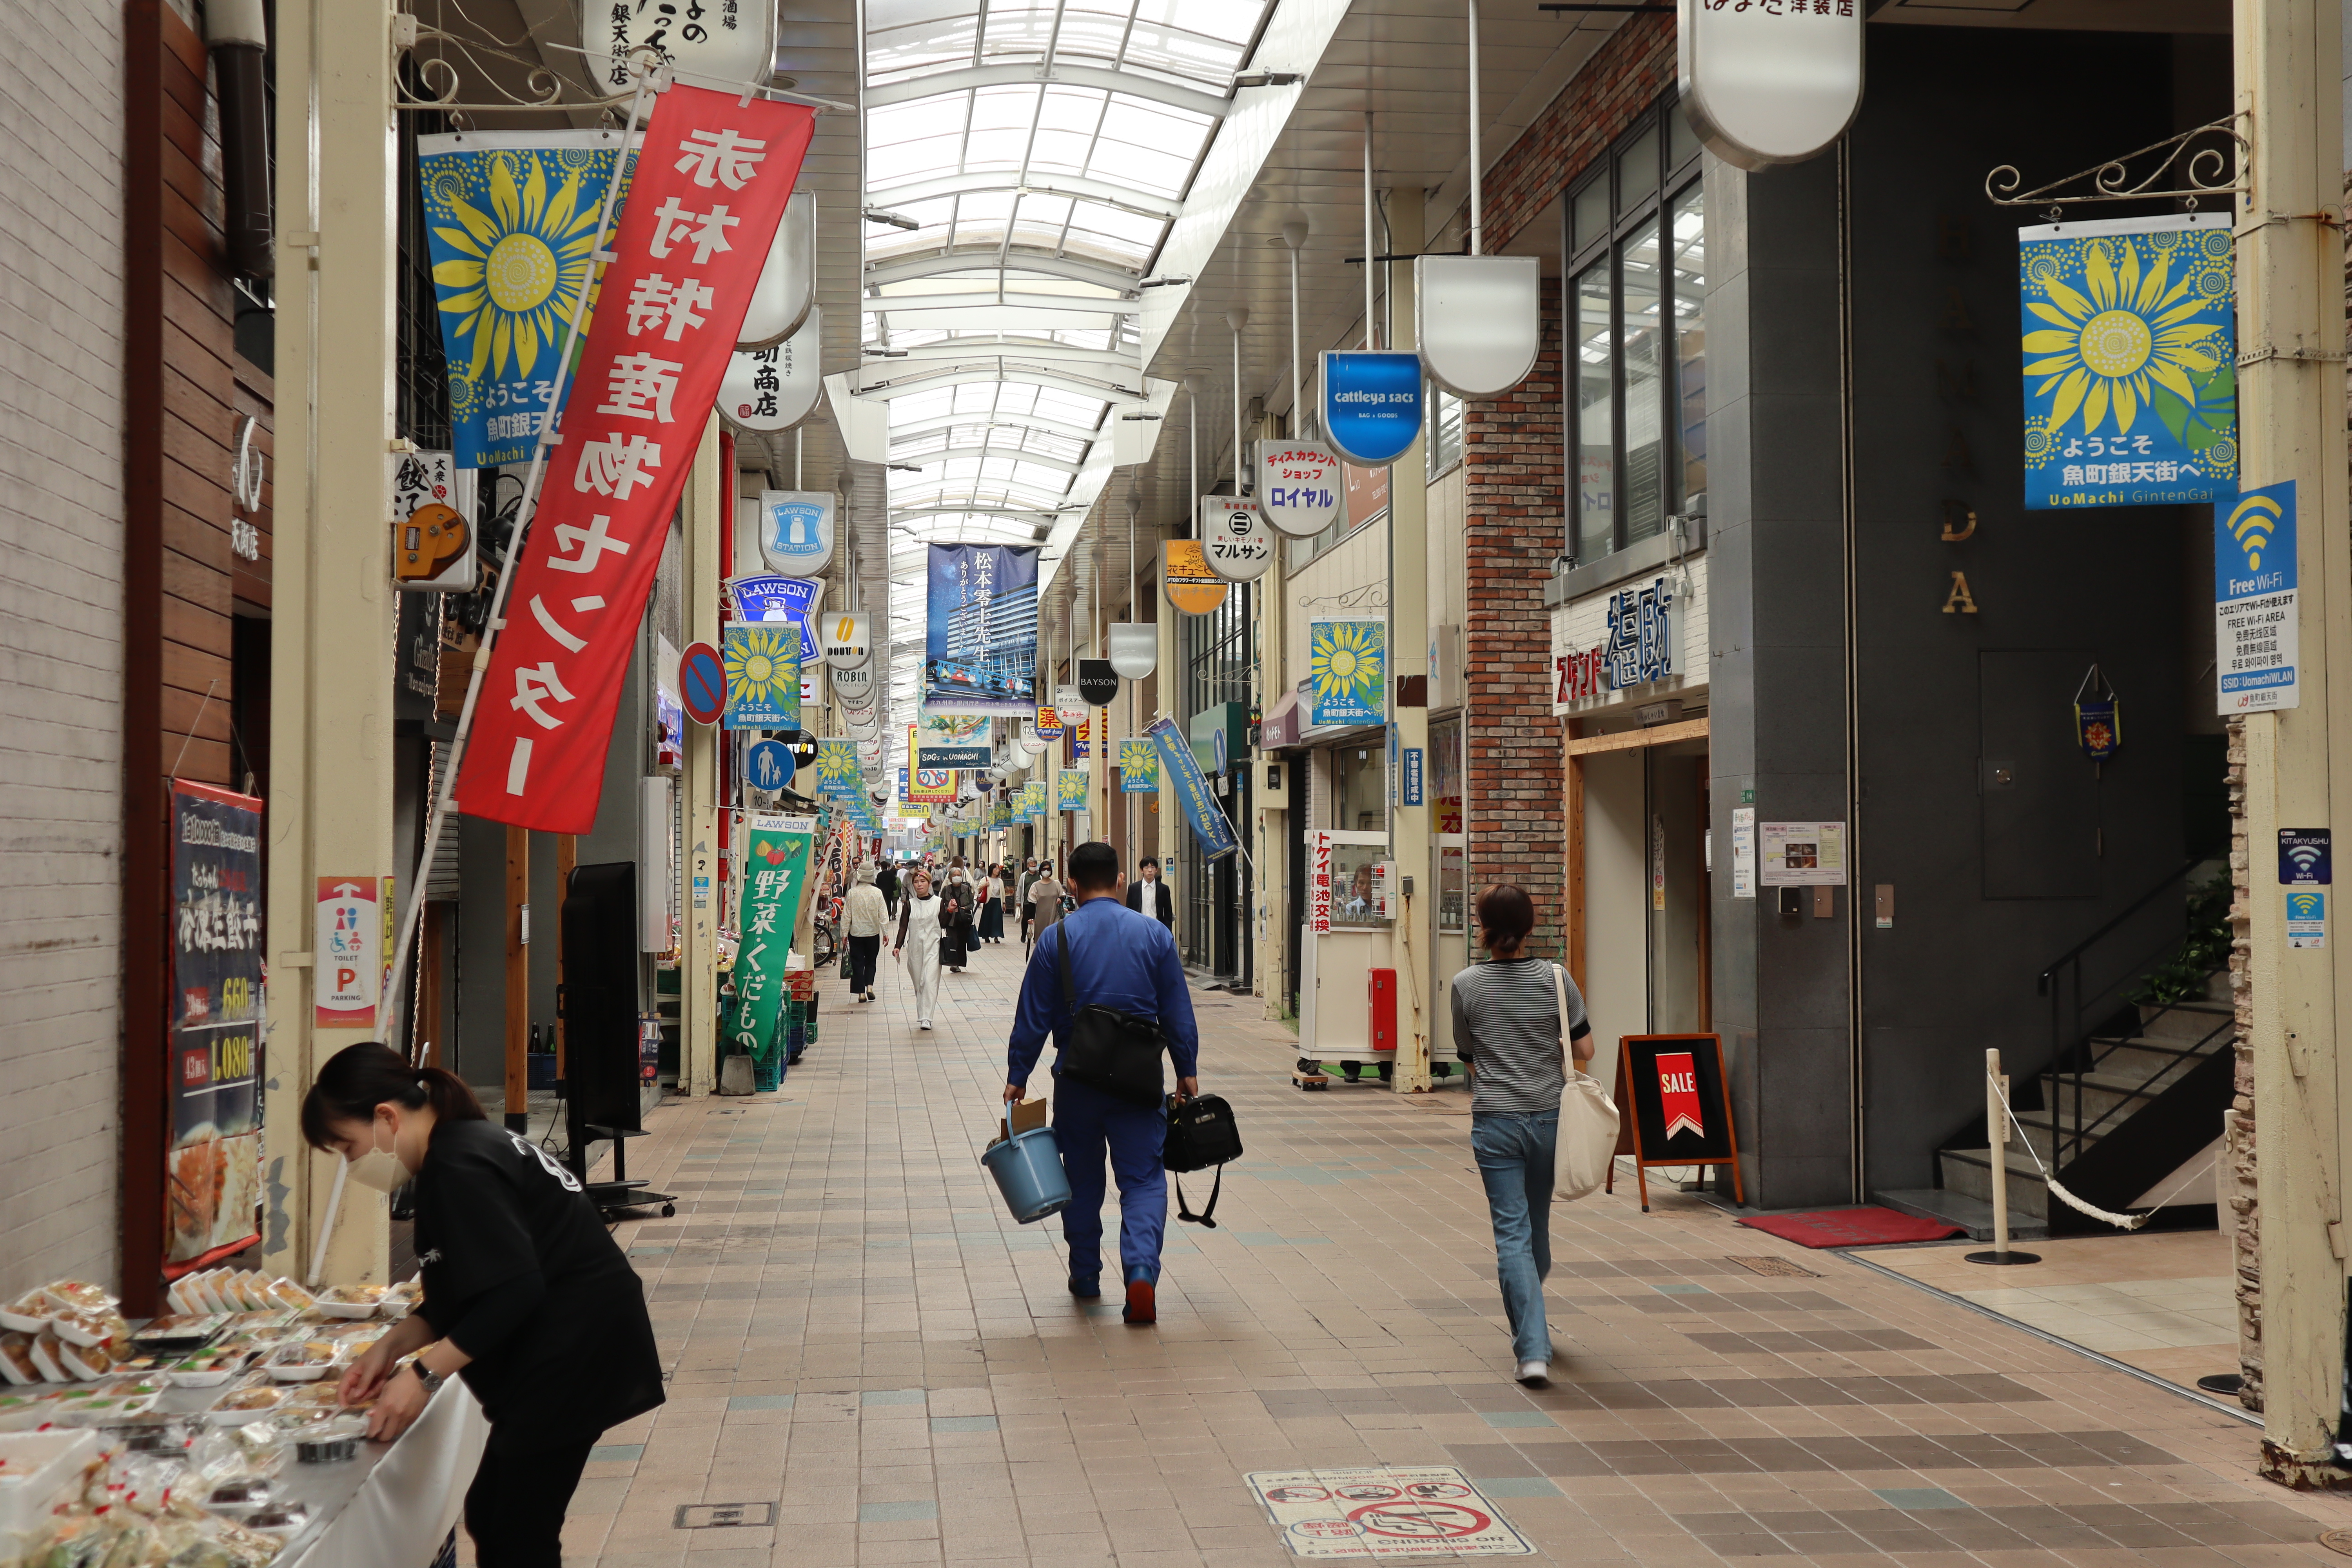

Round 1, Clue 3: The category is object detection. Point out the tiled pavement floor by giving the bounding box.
[557,933,2352,1567]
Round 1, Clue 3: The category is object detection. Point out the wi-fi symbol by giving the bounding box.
[2291,892,2322,920]
[2230,494,2286,571]
[2290,845,2324,873]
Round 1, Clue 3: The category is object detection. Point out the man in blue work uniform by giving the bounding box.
[1005,840,1199,1325]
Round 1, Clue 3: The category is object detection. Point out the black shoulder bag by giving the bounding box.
[1053,922,1168,1107]
[1162,1093,1243,1227]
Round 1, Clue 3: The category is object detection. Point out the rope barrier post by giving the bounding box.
[1967,1048,2041,1266]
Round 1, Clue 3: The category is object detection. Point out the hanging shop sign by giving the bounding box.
[737,191,814,348]
[722,623,801,730]
[1415,256,1542,399]
[417,129,641,470]
[757,489,835,577]
[1032,707,1063,744]
[1757,821,1847,886]
[722,814,812,1069]
[1055,685,1087,726]
[389,451,478,590]
[1106,622,1156,679]
[1677,0,1862,171]
[728,572,824,661]
[168,781,264,1273]
[1077,659,1120,707]
[719,307,824,431]
[1018,717,1050,755]
[1201,497,1273,583]
[916,711,993,769]
[592,0,777,89]
[1254,439,1343,537]
[2073,666,2122,760]
[1118,737,1159,793]
[1071,719,1091,760]
[314,875,381,1028]
[1308,617,1386,727]
[453,87,815,830]
[823,610,871,668]
[1163,539,1229,615]
[2217,480,2298,713]
[905,726,958,802]
[925,543,1039,713]
[1057,768,1091,813]
[1321,349,1424,465]
[2020,213,2235,510]
[1147,714,1239,861]
[831,658,876,701]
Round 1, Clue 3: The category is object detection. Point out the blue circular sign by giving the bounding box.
[745,739,795,793]
[680,641,725,726]
[1321,350,1425,465]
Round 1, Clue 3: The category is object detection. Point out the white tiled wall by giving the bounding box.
[0,0,129,1294]
[1550,552,1712,718]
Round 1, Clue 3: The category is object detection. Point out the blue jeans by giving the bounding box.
[1053,1076,1168,1284]
[1472,1110,1557,1363]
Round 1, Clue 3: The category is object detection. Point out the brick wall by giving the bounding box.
[0,0,129,1294]
[1464,293,1567,951]
[1456,17,1674,954]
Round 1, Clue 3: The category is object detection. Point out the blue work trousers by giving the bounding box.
[1053,1076,1167,1284]
[1471,1109,1557,1363]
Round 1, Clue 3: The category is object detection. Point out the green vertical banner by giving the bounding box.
[725,813,813,1064]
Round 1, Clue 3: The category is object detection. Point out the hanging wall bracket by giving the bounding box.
[1984,114,2247,216]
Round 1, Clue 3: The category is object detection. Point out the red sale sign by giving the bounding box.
[454,85,816,832]
[1656,1051,1704,1140]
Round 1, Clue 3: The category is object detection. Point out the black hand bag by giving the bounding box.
[1163,1093,1243,1227]
[1053,924,1167,1107]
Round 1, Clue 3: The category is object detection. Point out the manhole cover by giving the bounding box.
[1727,1254,1820,1278]
[2321,1530,2352,1557]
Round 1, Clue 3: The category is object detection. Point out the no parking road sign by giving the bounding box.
[680,641,725,726]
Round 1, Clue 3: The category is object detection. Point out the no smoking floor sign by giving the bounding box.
[1247,1466,1534,1558]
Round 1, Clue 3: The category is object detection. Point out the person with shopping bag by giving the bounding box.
[843,867,888,1002]
[1003,841,1199,1325]
[1450,884,1594,1388]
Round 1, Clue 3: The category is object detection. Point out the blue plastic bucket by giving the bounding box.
[982,1110,1071,1224]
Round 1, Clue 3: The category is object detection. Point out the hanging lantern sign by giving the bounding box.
[1201,497,1272,582]
[823,610,870,669]
[1019,718,1051,755]
[1078,659,1120,707]
[1321,350,1424,465]
[592,0,777,88]
[2073,665,2122,760]
[1055,686,1087,726]
[720,307,823,433]
[737,193,815,350]
[1254,440,1342,538]
[1107,623,1156,679]
[1678,0,1862,171]
[1163,539,1229,615]
[1416,256,1542,399]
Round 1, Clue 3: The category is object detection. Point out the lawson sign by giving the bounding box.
[1321,350,1423,466]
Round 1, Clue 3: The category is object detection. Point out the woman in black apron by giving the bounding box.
[303,1043,663,1568]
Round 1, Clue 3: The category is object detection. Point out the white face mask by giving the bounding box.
[346,1122,411,1193]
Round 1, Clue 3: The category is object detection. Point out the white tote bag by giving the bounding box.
[1550,964,1620,1200]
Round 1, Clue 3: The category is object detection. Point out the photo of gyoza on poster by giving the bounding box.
[924,543,1038,713]
[167,781,265,1272]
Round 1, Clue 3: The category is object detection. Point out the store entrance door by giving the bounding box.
[1646,739,1711,1035]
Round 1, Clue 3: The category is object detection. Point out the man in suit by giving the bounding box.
[1124,856,1174,928]
[1006,842,1198,1325]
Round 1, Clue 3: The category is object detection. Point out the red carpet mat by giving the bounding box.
[1735,1207,1966,1249]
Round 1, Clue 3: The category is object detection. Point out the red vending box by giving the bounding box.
[1367,968,1398,1054]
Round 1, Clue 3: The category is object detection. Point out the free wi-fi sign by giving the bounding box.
[2280,828,2332,886]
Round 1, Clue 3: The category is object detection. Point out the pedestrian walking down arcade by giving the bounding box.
[1005,842,1200,1325]
[895,866,945,1029]
[843,866,887,1002]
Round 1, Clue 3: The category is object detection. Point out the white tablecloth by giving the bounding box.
[277,1381,490,1568]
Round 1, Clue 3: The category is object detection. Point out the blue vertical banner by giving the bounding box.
[2216,481,2298,713]
[925,543,1039,713]
[1146,715,1238,861]
[418,131,640,470]
[2019,213,2236,510]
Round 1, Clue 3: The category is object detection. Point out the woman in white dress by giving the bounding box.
[893,868,944,1029]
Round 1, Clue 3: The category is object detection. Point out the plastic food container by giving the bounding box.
[207,1388,284,1426]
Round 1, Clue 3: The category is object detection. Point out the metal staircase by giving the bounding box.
[1878,860,2234,1240]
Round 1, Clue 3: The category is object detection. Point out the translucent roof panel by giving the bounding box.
[868,0,1267,90]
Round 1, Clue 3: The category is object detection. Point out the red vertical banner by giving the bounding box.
[1655,1051,1703,1140]
[455,86,817,832]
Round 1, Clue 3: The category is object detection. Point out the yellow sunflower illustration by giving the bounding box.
[1312,621,1383,714]
[2022,238,2227,436]
[724,628,800,716]
[429,151,615,384]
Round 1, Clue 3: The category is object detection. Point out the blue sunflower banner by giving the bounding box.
[1309,617,1386,727]
[2019,212,2236,510]
[418,131,640,470]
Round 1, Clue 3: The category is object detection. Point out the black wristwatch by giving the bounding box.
[408,1359,446,1397]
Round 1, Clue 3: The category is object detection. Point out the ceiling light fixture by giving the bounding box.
[1137,276,1192,289]
[1230,70,1303,88]
[862,207,921,230]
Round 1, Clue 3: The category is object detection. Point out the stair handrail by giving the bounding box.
[2035,858,2202,997]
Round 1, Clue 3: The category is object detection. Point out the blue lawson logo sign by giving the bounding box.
[1322,350,1424,466]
